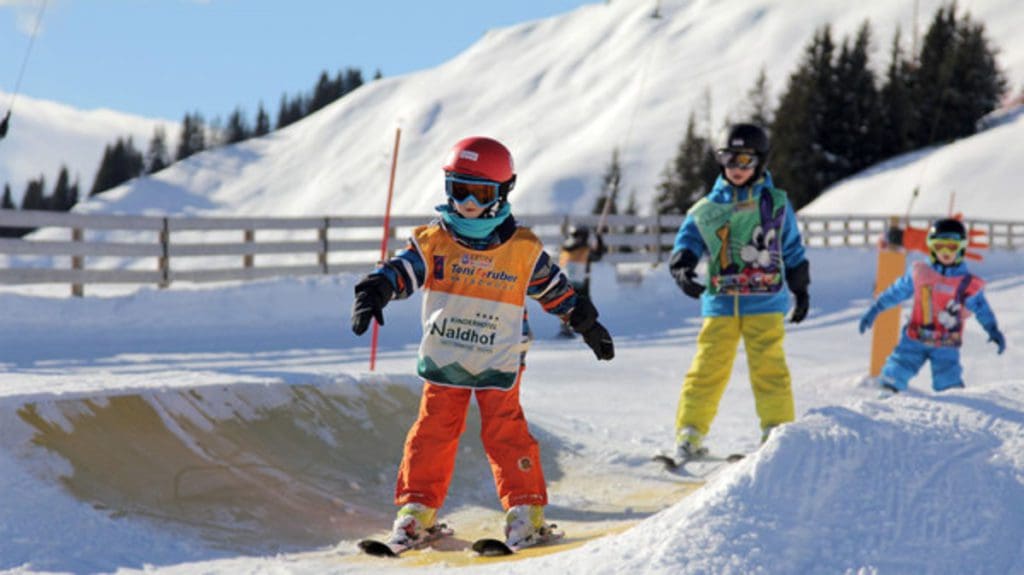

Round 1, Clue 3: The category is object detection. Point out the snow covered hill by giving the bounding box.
[3,1,1024,574]
[0,90,176,203]
[76,0,1024,220]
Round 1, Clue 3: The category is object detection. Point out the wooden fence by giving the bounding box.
[0,209,1020,296]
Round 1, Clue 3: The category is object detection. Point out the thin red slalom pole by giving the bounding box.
[370,127,402,371]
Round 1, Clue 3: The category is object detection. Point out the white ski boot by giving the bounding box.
[504,505,560,550]
[675,425,709,460]
[386,503,437,547]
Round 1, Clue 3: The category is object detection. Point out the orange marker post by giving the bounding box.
[870,217,907,378]
[370,127,402,371]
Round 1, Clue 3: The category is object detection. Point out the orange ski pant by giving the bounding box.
[395,375,547,511]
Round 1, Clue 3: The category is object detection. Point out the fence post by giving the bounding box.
[319,217,329,273]
[653,213,662,264]
[243,229,255,268]
[71,227,83,297]
[158,217,170,288]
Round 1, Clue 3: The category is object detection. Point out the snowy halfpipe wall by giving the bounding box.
[7,377,565,554]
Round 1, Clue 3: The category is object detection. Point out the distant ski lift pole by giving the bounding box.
[369,126,402,371]
[3,0,49,140]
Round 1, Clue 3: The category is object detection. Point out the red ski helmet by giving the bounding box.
[442,136,516,189]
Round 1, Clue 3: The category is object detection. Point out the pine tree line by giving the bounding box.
[0,65,374,235]
[0,166,80,237]
[658,3,1007,214]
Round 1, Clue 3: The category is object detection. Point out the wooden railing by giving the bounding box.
[0,210,1020,296]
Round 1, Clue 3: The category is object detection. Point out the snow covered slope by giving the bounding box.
[802,109,1024,220]
[0,90,176,202]
[77,0,1024,219]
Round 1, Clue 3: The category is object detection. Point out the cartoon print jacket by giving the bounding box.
[671,171,807,317]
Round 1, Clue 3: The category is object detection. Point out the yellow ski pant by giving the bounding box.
[675,313,794,437]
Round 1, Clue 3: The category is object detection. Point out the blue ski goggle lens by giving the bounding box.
[716,150,759,169]
[445,174,500,207]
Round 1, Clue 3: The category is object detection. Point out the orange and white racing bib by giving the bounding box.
[412,225,543,390]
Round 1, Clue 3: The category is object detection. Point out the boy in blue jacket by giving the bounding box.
[859,218,1005,395]
[667,123,810,458]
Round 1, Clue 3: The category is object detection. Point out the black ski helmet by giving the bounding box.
[716,123,770,181]
[926,218,968,265]
[568,225,590,241]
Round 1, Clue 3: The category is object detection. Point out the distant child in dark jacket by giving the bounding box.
[859,218,1005,395]
[557,225,606,337]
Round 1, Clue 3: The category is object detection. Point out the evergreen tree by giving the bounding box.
[592,148,622,215]
[373,68,383,81]
[831,21,882,178]
[276,95,292,130]
[910,4,1005,145]
[146,126,170,174]
[68,176,80,211]
[225,106,251,144]
[276,93,305,129]
[91,137,144,197]
[344,68,364,94]
[912,4,958,146]
[878,28,916,158]
[945,13,1006,136]
[50,165,77,211]
[656,113,718,215]
[1,184,14,210]
[743,67,773,127]
[175,112,207,161]
[21,176,46,211]
[254,102,271,137]
[771,26,836,209]
[1,183,22,237]
[309,71,337,113]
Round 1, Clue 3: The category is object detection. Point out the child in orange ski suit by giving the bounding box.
[350,136,614,548]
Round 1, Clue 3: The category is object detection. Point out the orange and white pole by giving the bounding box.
[370,127,402,371]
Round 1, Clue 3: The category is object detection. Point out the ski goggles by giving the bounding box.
[715,150,760,169]
[445,174,501,208]
[927,237,966,254]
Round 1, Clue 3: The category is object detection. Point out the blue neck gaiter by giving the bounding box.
[436,202,512,240]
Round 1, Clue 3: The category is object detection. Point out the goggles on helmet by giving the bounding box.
[927,237,966,254]
[715,150,759,169]
[445,174,501,208]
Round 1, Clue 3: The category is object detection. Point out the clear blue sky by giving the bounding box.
[1,0,595,121]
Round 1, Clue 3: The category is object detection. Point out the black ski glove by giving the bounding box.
[351,274,394,335]
[785,260,810,324]
[568,295,615,360]
[669,249,705,299]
